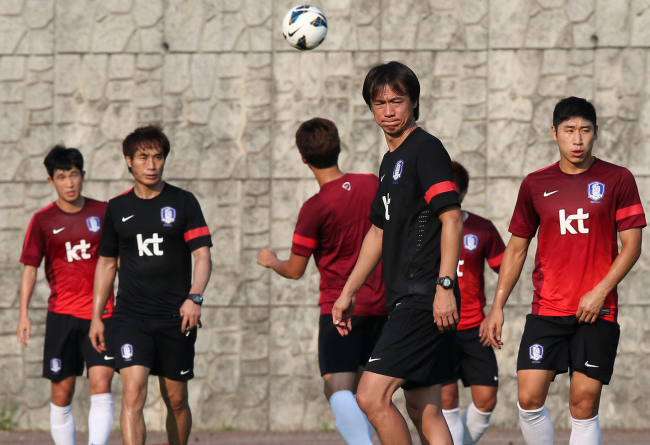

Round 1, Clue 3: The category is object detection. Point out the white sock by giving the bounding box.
[517,402,554,445]
[462,402,492,445]
[88,393,113,445]
[569,414,601,445]
[354,393,375,440]
[50,403,76,445]
[329,390,373,445]
[442,408,464,445]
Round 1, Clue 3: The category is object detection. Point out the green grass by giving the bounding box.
[0,402,17,431]
[219,421,236,431]
[321,422,334,432]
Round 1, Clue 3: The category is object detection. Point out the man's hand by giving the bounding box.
[16,316,31,347]
[576,288,606,324]
[257,248,277,268]
[433,288,459,332]
[89,318,106,353]
[478,316,491,347]
[332,294,356,336]
[484,308,504,349]
[180,299,201,333]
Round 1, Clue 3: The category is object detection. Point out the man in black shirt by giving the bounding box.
[333,62,463,445]
[89,126,212,445]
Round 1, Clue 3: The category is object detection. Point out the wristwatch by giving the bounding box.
[436,276,455,290]
[187,293,203,305]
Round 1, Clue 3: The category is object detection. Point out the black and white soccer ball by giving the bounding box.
[281,5,328,50]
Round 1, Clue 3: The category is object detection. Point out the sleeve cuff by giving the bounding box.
[187,236,213,252]
[368,213,384,230]
[19,255,41,268]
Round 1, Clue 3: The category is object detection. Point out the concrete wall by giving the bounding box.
[1,0,649,432]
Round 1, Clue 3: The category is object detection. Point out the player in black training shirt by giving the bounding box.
[333,62,463,445]
[89,126,212,445]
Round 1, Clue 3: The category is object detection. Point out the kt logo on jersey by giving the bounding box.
[86,216,101,233]
[588,181,605,202]
[464,234,478,251]
[161,207,176,226]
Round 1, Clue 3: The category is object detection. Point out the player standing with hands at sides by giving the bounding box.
[257,118,387,445]
[441,161,505,445]
[89,126,212,445]
[333,61,464,445]
[484,97,645,445]
[17,146,115,445]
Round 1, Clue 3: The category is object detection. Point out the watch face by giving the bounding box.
[443,278,451,287]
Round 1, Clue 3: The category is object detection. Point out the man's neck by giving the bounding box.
[56,196,85,213]
[311,166,345,188]
[559,155,594,175]
[133,180,165,199]
[385,123,418,152]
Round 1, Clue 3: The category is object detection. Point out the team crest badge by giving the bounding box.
[588,181,605,202]
[121,344,134,361]
[86,216,101,233]
[161,207,176,226]
[50,358,62,374]
[393,160,404,181]
[342,182,351,191]
[529,344,544,362]
[464,234,478,252]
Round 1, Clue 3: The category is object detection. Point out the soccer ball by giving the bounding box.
[281,5,328,50]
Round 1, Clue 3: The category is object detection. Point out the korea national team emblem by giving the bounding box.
[161,206,176,226]
[50,358,62,374]
[529,344,544,363]
[393,160,404,181]
[86,216,101,233]
[464,234,478,252]
[121,344,134,361]
[588,181,605,203]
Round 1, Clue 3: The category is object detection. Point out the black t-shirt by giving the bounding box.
[369,127,461,312]
[99,183,212,318]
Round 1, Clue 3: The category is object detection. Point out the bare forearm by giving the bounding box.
[18,266,37,318]
[190,249,212,295]
[268,257,298,279]
[492,239,529,310]
[341,226,383,297]
[439,210,463,279]
[92,257,117,320]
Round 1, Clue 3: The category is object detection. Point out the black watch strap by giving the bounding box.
[187,293,203,305]
[436,276,455,290]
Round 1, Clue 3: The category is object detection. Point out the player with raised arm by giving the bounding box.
[88,125,212,445]
[441,161,505,445]
[484,97,645,445]
[333,62,464,445]
[17,146,115,445]
[257,118,386,445]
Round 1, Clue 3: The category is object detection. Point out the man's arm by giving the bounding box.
[434,205,463,332]
[576,227,642,323]
[89,256,117,353]
[257,249,310,279]
[16,265,37,347]
[180,246,212,332]
[483,234,531,348]
[332,224,383,335]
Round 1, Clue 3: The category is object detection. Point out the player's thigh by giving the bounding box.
[51,376,76,406]
[120,365,151,408]
[112,315,156,371]
[152,317,196,382]
[569,318,620,385]
[322,372,357,398]
[440,382,459,410]
[457,327,499,389]
[569,371,603,419]
[318,315,365,377]
[403,383,443,414]
[469,385,498,412]
[159,376,189,411]
[357,371,406,409]
[517,369,556,409]
[43,312,85,382]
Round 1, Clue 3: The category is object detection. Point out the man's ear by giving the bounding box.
[47,176,54,187]
[301,156,308,165]
[551,125,558,141]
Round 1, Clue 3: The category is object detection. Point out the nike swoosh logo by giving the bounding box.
[368,358,381,362]
[585,361,599,368]
[543,190,558,197]
[380,174,385,181]
[122,215,134,222]
[53,228,65,234]
[180,369,191,375]
[288,26,303,37]
[104,356,114,360]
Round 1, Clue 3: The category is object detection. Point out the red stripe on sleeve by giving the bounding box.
[424,181,458,204]
[487,252,504,269]
[184,226,210,242]
[616,204,644,221]
[293,233,318,249]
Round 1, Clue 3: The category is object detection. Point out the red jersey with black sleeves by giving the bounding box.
[456,212,505,330]
[369,128,461,312]
[291,174,386,317]
[509,158,646,322]
[99,183,212,318]
[20,199,113,320]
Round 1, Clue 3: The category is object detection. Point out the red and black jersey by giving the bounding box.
[509,158,646,322]
[369,128,461,312]
[20,198,113,320]
[457,212,505,330]
[99,183,212,318]
[292,174,386,317]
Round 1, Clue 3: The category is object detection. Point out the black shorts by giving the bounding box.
[445,326,499,388]
[318,314,387,376]
[517,314,620,384]
[364,305,457,390]
[43,312,115,382]
[112,314,197,381]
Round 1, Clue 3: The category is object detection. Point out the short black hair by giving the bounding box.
[43,145,84,178]
[295,118,341,169]
[553,96,597,129]
[362,61,420,121]
[122,124,170,159]
[451,161,469,194]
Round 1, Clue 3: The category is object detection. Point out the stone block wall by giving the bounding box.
[1,0,649,432]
